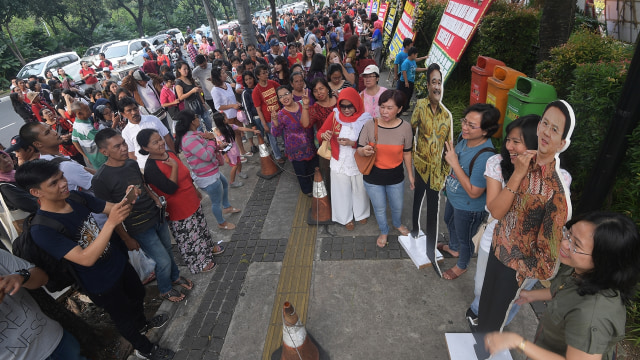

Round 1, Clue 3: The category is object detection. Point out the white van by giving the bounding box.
[16,52,82,83]
[104,39,156,68]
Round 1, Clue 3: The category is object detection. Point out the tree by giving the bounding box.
[202,0,224,54]
[234,0,257,48]
[113,0,145,37]
[0,0,29,65]
[268,0,278,30]
[537,0,575,62]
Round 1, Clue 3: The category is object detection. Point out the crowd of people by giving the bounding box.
[1,1,640,360]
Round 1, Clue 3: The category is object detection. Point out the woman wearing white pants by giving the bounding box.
[317,87,371,230]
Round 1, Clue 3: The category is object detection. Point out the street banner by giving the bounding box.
[383,0,400,46]
[426,0,494,81]
[388,0,417,64]
[372,0,380,17]
[367,0,373,17]
[378,1,389,21]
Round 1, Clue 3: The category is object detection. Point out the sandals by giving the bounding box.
[376,234,388,248]
[442,266,467,280]
[437,243,459,258]
[396,225,410,236]
[213,244,225,255]
[218,222,236,230]
[223,207,241,214]
[358,218,368,225]
[161,288,185,303]
[345,221,355,231]
[202,262,217,273]
[277,158,286,165]
[172,276,193,290]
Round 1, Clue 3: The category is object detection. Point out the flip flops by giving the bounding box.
[172,276,193,290]
[437,243,459,258]
[161,288,185,303]
[442,267,467,280]
[223,207,241,214]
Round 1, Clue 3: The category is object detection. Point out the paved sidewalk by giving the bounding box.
[136,70,541,360]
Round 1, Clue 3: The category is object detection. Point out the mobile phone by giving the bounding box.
[122,186,138,205]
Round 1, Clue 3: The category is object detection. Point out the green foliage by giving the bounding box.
[413,0,447,52]
[574,8,602,32]
[457,1,540,81]
[563,59,630,207]
[536,27,633,99]
[626,286,640,345]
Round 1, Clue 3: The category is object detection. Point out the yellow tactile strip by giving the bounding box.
[262,192,315,359]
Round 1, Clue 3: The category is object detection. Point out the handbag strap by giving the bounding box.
[373,118,378,144]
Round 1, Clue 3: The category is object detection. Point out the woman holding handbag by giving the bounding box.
[317,87,371,231]
[175,61,213,132]
[272,85,318,196]
[302,78,337,195]
[356,90,414,247]
[137,128,225,274]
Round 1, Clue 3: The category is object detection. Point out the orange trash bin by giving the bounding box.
[470,56,505,105]
[486,66,526,138]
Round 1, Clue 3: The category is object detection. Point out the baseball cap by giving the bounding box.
[269,39,279,47]
[362,65,380,76]
[142,53,150,59]
[5,135,27,153]
[132,70,150,82]
[102,67,111,72]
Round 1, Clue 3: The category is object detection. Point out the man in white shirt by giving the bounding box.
[119,96,174,169]
[131,70,172,134]
[192,55,216,112]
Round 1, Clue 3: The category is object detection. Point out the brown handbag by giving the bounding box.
[354,118,378,175]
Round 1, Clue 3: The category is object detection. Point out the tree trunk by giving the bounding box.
[537,0,575,63]
[202,0,224,55]
[235,0,258,48]
[2,22,25,65]
[136,0,144,37]
[269,0,278,30]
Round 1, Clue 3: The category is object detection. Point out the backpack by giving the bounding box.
[12,192,86,293]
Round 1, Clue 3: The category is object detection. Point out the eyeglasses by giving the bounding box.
[278,92,291,99]
[562,226,591,256]
[460,118,481,130]
[339,103,355,111]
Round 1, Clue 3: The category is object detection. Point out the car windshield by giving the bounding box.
[17,62,46,78]
[84,46,101,57]
[104,45,128,58]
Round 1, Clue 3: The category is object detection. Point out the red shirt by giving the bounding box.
[288,53,303,67]
[80,67,98,85]
[31,100,56,122]
[145,152,201,221]
[98,60,114,71]
[252,80,281,123]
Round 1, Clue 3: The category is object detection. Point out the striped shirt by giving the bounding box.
[71,118,107,169]
[181,131,221,187]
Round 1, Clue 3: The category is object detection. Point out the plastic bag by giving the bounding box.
[128,249,157,284]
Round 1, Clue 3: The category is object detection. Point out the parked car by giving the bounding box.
[16,52,83,83]
[104,39,156,68]
[146,34,171,47]
[82,40,120,65]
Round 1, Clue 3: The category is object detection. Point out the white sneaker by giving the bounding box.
[230,181,244,188]
[238,172,248,179]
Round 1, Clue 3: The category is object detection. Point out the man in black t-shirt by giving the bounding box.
[92,128,191,304]
[15,160,175,360]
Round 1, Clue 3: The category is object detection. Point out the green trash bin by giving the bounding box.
[504,77,557,136]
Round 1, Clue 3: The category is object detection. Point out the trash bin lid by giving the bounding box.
[509,76,557,103]
[488,66,525,90]
[471,56,505,76]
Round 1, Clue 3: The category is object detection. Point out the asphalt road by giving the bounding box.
[0,97,23,148]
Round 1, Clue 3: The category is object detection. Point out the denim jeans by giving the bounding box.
[363,180,405,235]
[266,122,283,159]
[444,200,486,270]
[197,109,213,132]
[201,174,232,224]
[134,220,181,294]
[46,329,88,360]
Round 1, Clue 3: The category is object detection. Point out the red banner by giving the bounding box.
[426,0,494,81]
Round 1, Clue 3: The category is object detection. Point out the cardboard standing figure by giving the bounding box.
[398,63,452,276]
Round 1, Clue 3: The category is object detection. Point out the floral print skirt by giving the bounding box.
[169,206,217,274]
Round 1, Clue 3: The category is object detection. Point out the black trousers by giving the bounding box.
[397,81,415,111]
[88,263,152,353]
[477,249,520,333]
[205,98,216,113]
[411,170,441,243]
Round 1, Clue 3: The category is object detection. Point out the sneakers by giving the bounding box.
[135,344,175,360]
[238,172,248,179]
[243,151,254,157]
[240,157,248,163]
[466,307,478,331]
[139,313,169,335]
[230,181,244,188]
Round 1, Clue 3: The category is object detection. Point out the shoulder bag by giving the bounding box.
[317,113,335,160]
[354,118,378,175]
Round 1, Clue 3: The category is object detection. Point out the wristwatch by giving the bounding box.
[13,269,30,285]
